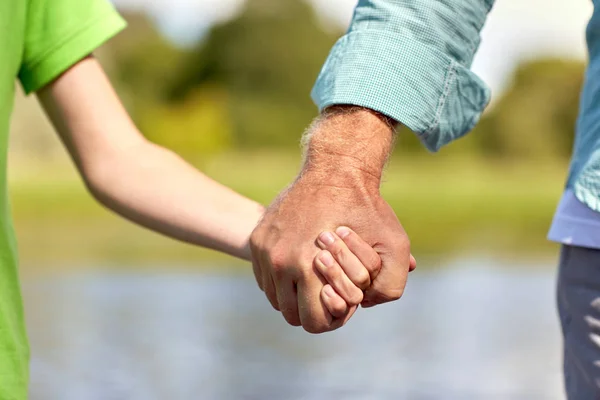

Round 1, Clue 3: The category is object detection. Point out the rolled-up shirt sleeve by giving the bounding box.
[312,0,495,152]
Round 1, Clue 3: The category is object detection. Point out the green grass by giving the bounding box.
[9,151,567,272]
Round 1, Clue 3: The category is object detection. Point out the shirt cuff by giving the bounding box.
[311,29,491,152]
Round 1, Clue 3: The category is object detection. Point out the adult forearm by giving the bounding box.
[312,0,494,152]
[250,108,411,333]
[86,141,264,260]
[302,106,397,190]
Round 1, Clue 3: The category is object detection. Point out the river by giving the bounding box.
[23,259,563,399]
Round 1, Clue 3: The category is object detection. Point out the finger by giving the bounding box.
[409,254,417,272]
[335,227,383,282]
[250,246,264,291]
[263,273,280,311]
[317,231,372,290]
[326,300,359,330]
[315,250,364,306]
[277,280,301,326]
[319,283,359,331]
[362,249,410,308]
[297,271,335,334]
[336,304,358,328]
[320,284,349,319]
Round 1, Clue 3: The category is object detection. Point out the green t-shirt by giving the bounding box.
[0,1,125,398]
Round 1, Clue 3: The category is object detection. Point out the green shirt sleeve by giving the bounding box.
[18,0,126,94]
[312,0,495,152]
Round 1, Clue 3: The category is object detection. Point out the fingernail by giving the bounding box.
[318,251,335,268]
[319,232,335,246]
[336,226,351,239]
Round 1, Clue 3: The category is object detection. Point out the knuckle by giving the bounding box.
[343,229,358,242]
[330,241,345,260]
[331,304,346,317]
[367,253,382,274]
[323,290,350,316]
[323,263,341,281]
[268,251,289,279]
[347,289,364,306]
[268,249,286,269]
[354,270,371,289]
[297,263,315,281]
[272,264,288,281]
[303,322,330,335]
[281,310,301,327]
[369,287,405,304]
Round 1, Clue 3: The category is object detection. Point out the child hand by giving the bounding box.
[315,227,383,319]
[316,226,417,318]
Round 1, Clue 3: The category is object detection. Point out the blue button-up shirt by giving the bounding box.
[312,0,600,248]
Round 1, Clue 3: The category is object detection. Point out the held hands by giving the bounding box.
[315,227,382,320]
[315,227,417,320]
[251,212,415,333]
[250,173,415,334]
[250,106,415,333]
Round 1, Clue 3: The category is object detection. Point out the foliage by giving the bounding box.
[140,85,233,159]
[166,0,341,147]
[11,152,566,268]
[101,3,586,161]
[470,59,585,159]
[100,12,184,116]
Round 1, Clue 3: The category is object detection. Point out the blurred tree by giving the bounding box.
[99,8,585,160]
[168,0,341,148]
[140,85,234,160]
[99,12,185,117]
[98,12,233,158]
[470,59,585,160]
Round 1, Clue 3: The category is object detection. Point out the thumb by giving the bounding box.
[409,254,417,272]
[361,251,410,308]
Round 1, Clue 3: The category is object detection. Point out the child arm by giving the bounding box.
[37,55,364,320]
[37,56,264,260]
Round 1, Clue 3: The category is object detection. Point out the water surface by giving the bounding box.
[23,260,563,399]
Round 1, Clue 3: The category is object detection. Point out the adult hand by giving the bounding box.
[250,106,413,333]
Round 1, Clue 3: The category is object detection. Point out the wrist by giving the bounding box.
[302,106,397,190]
[301,155,382,193]
[219,201,265,261]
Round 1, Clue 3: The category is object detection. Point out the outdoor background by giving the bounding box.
[12,0,594,398]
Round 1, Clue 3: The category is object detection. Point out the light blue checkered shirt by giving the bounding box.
[312,0,600,248]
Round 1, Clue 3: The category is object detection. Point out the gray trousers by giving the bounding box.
[558,245,600,399]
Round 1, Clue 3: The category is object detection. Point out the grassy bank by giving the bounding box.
[9,151,567,272]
